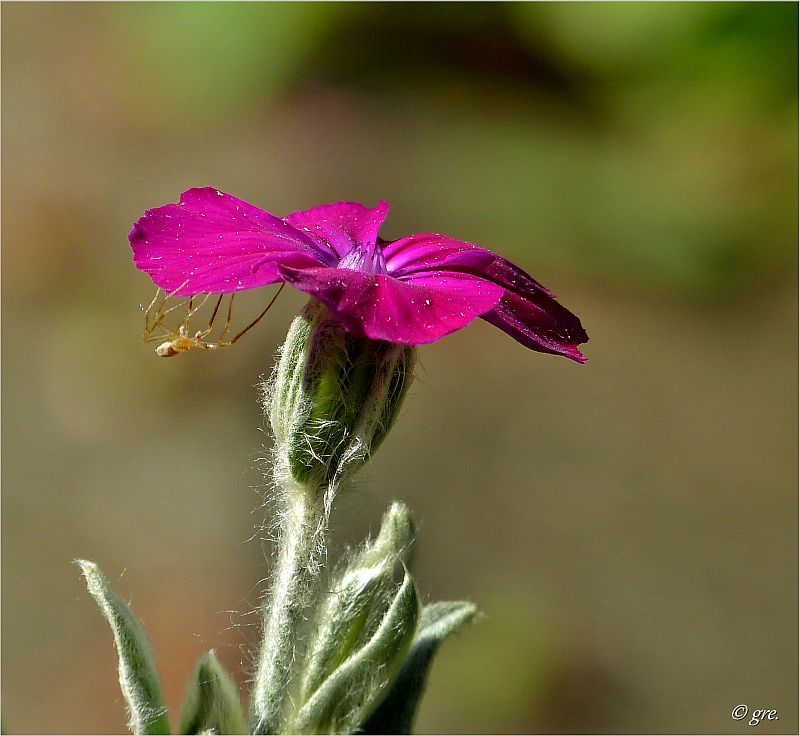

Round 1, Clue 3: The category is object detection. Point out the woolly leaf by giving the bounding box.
[368,501,416,568]
[77,560,170,735]
[179,650,246,735]
[298,501,416,703]
[361,601,478,735]
[291,571,420,734]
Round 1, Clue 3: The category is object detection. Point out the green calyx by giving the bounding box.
[266,300,416,495]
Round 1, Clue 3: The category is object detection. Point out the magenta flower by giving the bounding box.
[129,188,588,362]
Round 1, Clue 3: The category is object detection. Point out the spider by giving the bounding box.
[142,282,285,358]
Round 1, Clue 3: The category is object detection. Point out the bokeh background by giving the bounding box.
[2,3,797,734]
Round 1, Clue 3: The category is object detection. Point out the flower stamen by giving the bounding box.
[338,243,388,276]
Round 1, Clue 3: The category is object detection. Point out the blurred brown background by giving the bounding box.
[2,3,797,734]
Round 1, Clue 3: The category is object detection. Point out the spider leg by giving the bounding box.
[145,290,191,339]
[143,287,162,339]
[145,279,193,336]
[174,293,211,336]
[187,293,211,320]
[218,294,236,342]
[157,297,191,321]
[144,326,176,345]
[228,283,286,345]
[197,294,225,340]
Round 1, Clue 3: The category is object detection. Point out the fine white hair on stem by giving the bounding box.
[251,331,331,734]
[251,303,416,734]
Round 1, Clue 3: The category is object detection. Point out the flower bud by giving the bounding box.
[266,299,416,495]
[291,571,420,734]
[296,502,416,707]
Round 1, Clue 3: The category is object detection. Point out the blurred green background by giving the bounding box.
[2,3,797,733]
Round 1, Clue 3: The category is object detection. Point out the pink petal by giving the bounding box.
[276,266,504,345]
[386,233,587,359]
[482,291,588,363]
[130,188,327,296]
[384,233,488,275]
[384,233,555,297]
[285,201,389,260]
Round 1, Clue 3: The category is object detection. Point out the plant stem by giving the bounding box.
[252,483,327,735]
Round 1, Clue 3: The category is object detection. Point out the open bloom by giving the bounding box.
[130,188,588,361]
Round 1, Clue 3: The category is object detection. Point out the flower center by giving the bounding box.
[338,242,388,275]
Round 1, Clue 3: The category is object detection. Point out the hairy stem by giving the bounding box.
[252,483,328,735]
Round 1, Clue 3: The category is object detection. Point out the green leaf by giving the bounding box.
[361,601,478,735]
[77,560,170,735]
[298,501,416,704]
[179,650,246,735]
[291,571,420,734]
[368,501,416,568]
